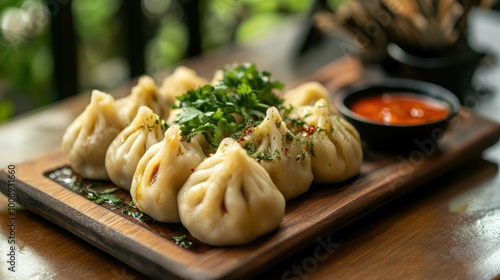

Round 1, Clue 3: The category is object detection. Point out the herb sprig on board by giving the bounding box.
[173,63,284,147]
[122,201,152,222]
[171,235,193,249]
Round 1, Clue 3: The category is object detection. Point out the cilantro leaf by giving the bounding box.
[172,63,284,147]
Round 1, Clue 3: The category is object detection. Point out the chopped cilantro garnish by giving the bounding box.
[68,181,82,192]
[122,201,152,222]
[84,185,124,209]
[289,118,307,128]
[173,63,284,147]
[285,131,295,143]
[254,151,274,161]
[171,235,193,249]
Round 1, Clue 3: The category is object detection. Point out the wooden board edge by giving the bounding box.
[0,152,230,280]
[1,112,499,280]
[209,112,500,279]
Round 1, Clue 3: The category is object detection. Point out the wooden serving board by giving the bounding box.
[1,108,500,280]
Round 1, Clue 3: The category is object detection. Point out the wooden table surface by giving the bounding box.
[1,10,500,280]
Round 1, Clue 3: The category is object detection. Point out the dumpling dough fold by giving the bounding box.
[116,76,169,122]
[106,106,166,190]
[178,138,285,246]
[130,125,205,223]
[288,99,363,183]
[159,66,208,106]
[240,107,313,200]
[62,90,126,180]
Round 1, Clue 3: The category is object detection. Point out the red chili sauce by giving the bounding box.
[350,93,449,125]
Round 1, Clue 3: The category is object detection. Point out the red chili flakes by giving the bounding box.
[302,125,316,137]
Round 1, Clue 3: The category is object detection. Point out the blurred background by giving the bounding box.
[1,0,350,122]
[1,0,499,123]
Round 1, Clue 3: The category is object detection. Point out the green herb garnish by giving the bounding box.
[68,181,82,192]
[173,63,284,147]
[171,235,193,249]
[252,151,274,161]
[84,185,124,209]
[122,201,152,222]
[288,118,307,128]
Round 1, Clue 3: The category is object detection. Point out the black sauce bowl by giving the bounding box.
[385,43,486,103]
[336,78,461,152]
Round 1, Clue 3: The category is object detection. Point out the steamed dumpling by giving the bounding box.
[116,76,169,122]
[240,107,313,200]
[62,90,126,180]
[159,66,208,106]
[289,99,363,183]
[210,69,223,85]
[105,106,167,191]
[283,82,337,114]
[283,82,330,106]
[130,125,205,223]
[177,138,285,246]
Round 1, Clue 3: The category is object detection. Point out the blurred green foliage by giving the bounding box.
[0,0,53,122]
[0,0,315,123]
[327,0,350,9]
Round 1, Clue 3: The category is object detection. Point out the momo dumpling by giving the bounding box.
[283,82,337,114]
[116,76,169,122]
[240,107,313,200]
[283,82,330,107]
[62,90,126,180]
[130,125,205,223]
[289,99,363,184]
[210,69,223,85]
[178,138,285,246]
[105,106,167,191]
[159,66,208,106]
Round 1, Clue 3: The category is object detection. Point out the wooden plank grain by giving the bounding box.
[1,109,499,280]
[0,153,203,279]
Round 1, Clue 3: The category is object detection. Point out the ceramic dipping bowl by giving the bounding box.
[336,78,461,152]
